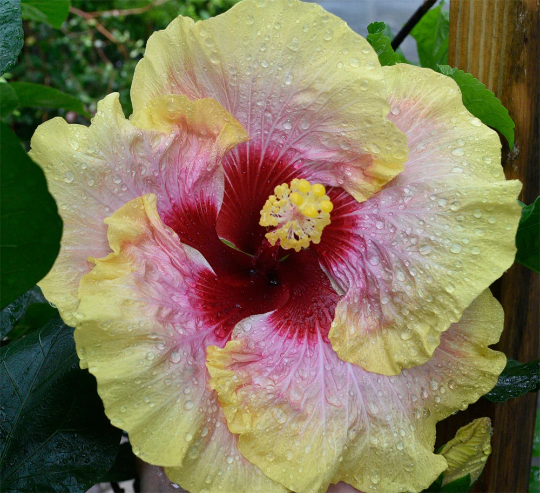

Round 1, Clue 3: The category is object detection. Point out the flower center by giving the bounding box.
[259,178,334,252]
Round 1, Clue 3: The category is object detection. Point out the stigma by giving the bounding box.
[259,178,333,252]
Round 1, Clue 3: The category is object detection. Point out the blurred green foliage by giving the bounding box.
[4,0,240,145]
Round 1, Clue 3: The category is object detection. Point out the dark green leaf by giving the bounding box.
[411,4,449,70]
[100,442,138,483]
[0,292,31,339]
[485,359,540,402]
[0,0,24,75]
[0,286,51,340]
[531,466,540,493]
[0,123,62,309]
[10,82,91,117]
[366,22,401,66]
[515,197,540,272]
[21,0,70,29]
[0,83,18,118]
[7,302,58,340]
[533,410,540,458]
[441,474,471,492]
[0,318,122,492]
[436,65,515,148]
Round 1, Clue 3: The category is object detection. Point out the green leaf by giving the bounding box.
[531,466,540,493]
[441,474,471,492]
[9,82,90,117]
[411,4,449,70]
[485,359,540,402]
[0,286,51,340]
[100,442,138,483]
[366,22,402,66]
[7,302,58,340]
[21,0,70,29]
[0,83,18,118]
[0,0,24,75]
[515,197,540,272]
[533,410,540,458]
[0,292,31,339]
[0,123,62,309]
[437,65,515,148]
[0,318,122,491]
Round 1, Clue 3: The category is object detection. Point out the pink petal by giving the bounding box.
[207,290,505,493]
[75,194,285,492]
[30,94,247,324]
[314,64,522,375]
[131,0,408,204]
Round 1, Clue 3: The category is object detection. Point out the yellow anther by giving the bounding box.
[290,192,303,205]
[301,205,318,218]
[312,183,326,197]
[320,200,333,213]
[259,178,333,252]
[297,179,311,194]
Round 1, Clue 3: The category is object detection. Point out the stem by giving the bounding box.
[391,0,438,50]
[69,6,130,59]
[85,0,171,18]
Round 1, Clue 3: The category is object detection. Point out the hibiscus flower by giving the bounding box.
[30,1,522,492]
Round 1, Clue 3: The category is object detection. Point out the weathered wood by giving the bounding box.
[435,1,540,492]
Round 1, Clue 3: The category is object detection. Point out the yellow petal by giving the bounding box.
[207,289,505,493]
[131,94,249,148]
[131,0,408,202]
[325,63,522,374]
[440,417,492,486]
[30,92,247,326]
[75,194,285,493]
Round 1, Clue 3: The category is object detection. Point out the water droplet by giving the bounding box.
[419,244,433,255]
[171,350,182,363]
[63,171,74,183]
[450,244,462,254]
[400,329,413,340]
[288,37,299,51]
[371,471,380,484]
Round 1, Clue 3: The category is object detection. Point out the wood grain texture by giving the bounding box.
[436,1,540,492]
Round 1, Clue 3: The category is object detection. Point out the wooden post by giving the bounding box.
[435,1,540,492]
